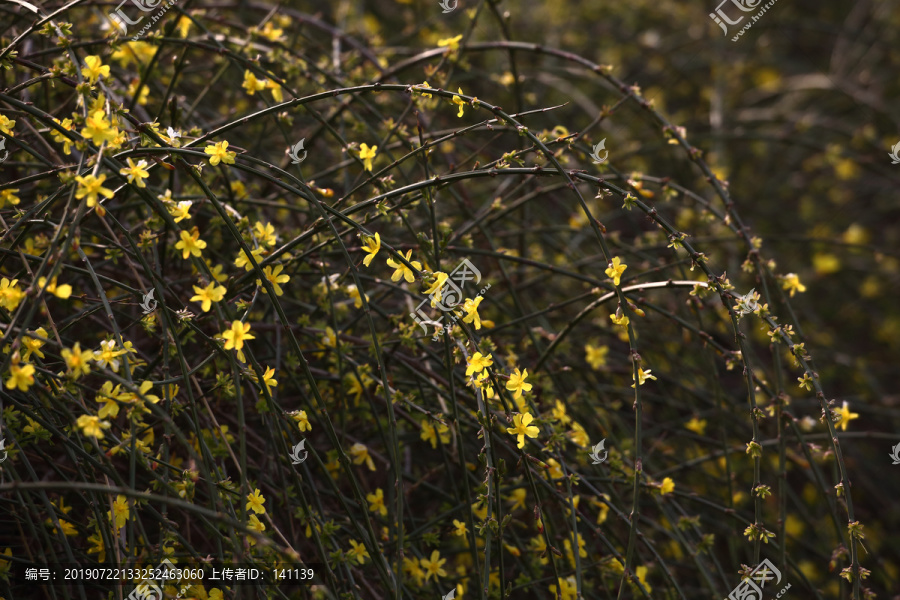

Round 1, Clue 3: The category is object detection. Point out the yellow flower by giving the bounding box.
[585,344,608,370]
[366,488,387,516]
[414,81,432,98]
[350,442,375,471]
[631,367,657,387]
[175,227,207,259]
[119,158,150,188]
[836,401,859,432]
[346,284,367,309]
[0,114,16,136]
[87,532,105,561]
[361,232,381,267]
[473,370,495,399]
[420,550,447,582]
[347,540,369,564]
[235,247,266,271]
[635,565,652,593]
[358,143,378,171]
[205,140,236,166]
[386,249,422,283]
[549,576,578,600]
[81,110,118,146]
[605,256,627,286]
[506,412,540,448]
[451,88,466,117]
[684,417,707,435]
[93,339,127,371]
[190,281,226,312]
[266,79,283,102]
[0,189,20,208]
[38,276,72,300]
[76,414,110,439]
[259,264,290,296]
[506,368,533,399]
[423,272,449,305]
[221,320,254,351]
[74,174,115,210]
[420,419,450,449]
[292,410,311,432]
[254,221,277,246]
[258,366,278,395]
[176,15,192,38]
[462,296,484,329]
[568,422,589,447]
[246,488,266,514]
[22,327,48,360]
[610,313,630,327]
[51,118,74,154]
[452,519,468,537]
[82,55,110,83]
[465,352,493,376]
[782,273,806,296]
[508,488,527,510]
[659,477,675,495]
[63,343,94,379]
[437,34,463,53]
[108,495,129,528]
[6,361,35,391]
[248,514,266,534]
[0,278,24,311]
[242,70,268,95]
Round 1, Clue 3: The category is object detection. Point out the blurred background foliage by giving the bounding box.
[0,0,898,598]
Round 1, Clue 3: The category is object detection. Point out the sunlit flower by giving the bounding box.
[175,227,207,259]
[414,81,432,98]
[205,140,236,166]
[259,264,290,296]
[94,339,127,372]
[506,412,540,448]
[659,477,675,495]
[451,88,466,117]
[108,495,129,528]
[632,367,657,387]
[0,114,16,136]
[51,118,74,154]
[836,401,859,431]
[119,158,150,188]
[361,232,381,267]
[82,55,110,83]
[506,368,532,399]
[22,327,48,360]
[358,143,378,171]
[462,296,484,329]
[37,276,72,299]
[437,34,463,53]
[242,70,268,95]
[452,519,467,537]
[605,256,627,286]
[0,189,20,208]
[6,361,35,392]
[684,417,707,435]
[386,249,422,283]
[423,272,449,305]
[234,247,266,271]
[190,281,226,312]
[74,174,114,212]
[254,221,277,247]
[466,352,493,376]
[221,320,254,351]
[420,419,450,449]
[292,410,311,432]
[81,110,118,146]
[246,488,266,514]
